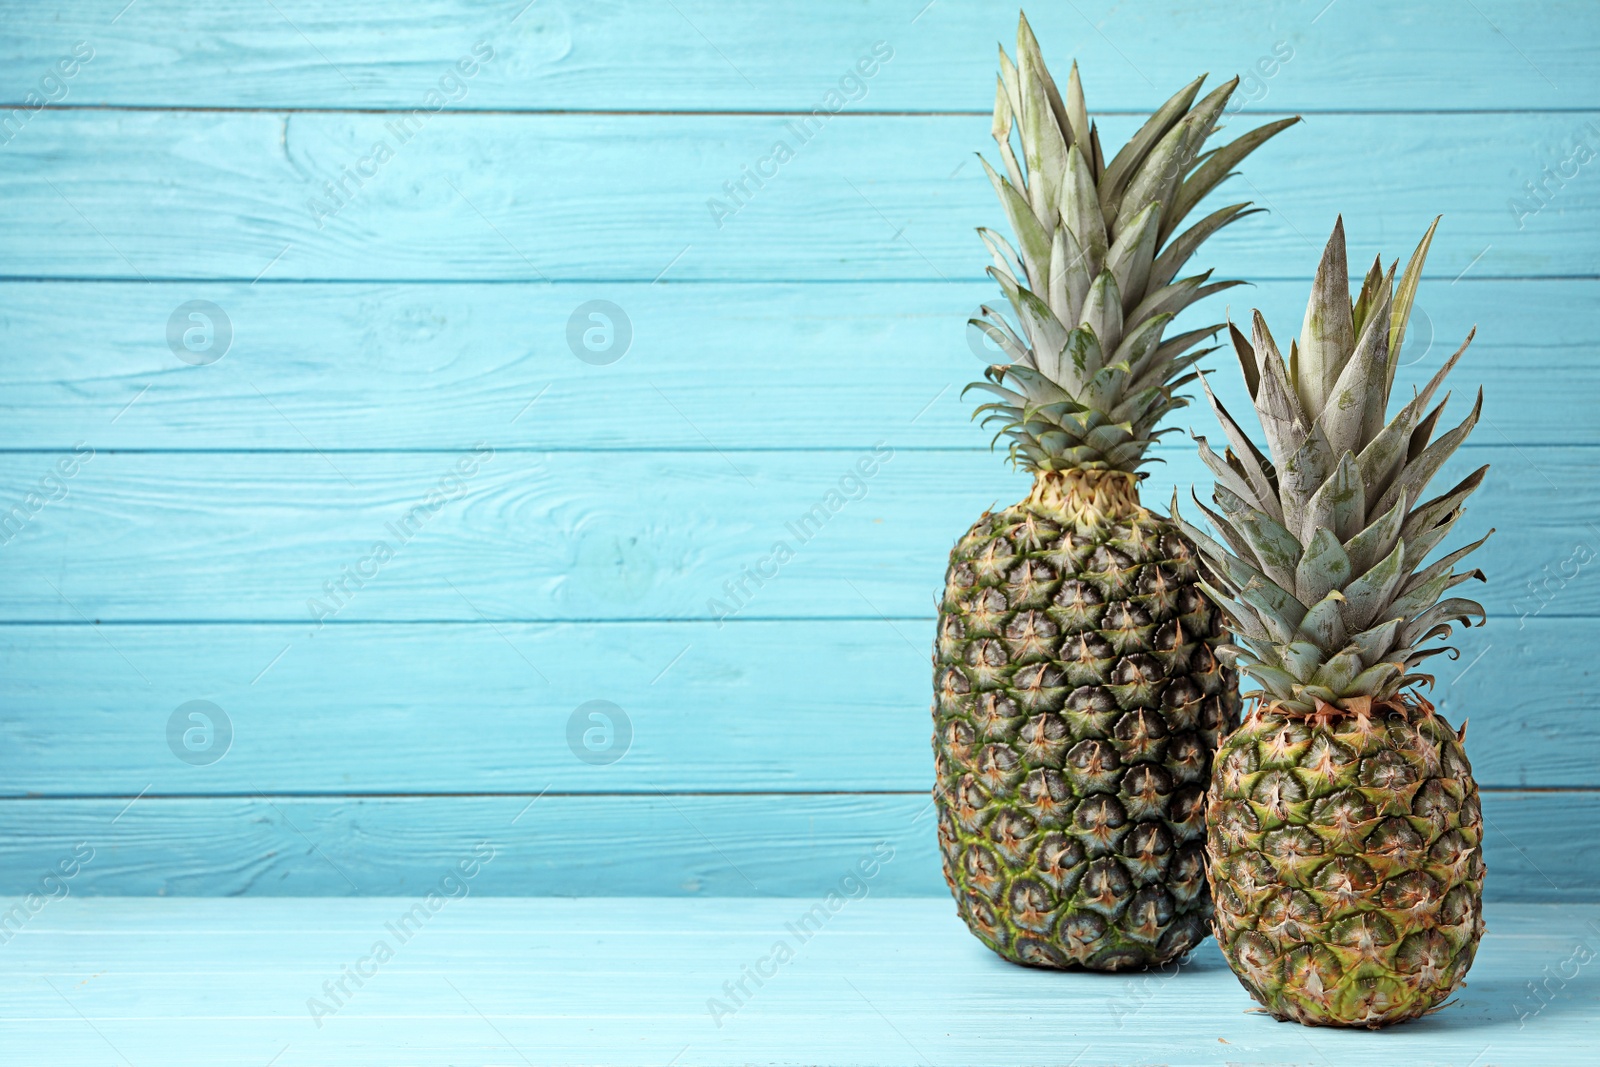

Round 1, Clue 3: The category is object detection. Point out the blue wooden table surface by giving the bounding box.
[4,899,1596,1066]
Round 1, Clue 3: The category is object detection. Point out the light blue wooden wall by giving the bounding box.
[0,0,1596,899]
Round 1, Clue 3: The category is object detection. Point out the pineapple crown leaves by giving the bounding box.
[1173,216,1492,715]
[965,11,1299,475]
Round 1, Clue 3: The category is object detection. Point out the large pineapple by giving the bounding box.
[1175,218,1490,1027]
[932,14,1295,971]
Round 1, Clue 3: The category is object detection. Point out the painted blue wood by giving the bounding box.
[1,899,1595,1065]
[0,0,1590,111]
[0,278,1590,449]
[0,0,1594,898]
[0,448,1580,621]
[0,111,1593,281]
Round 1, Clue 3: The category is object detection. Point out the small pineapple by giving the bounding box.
[1176,217,1490,1027]
[932,13,1295,971]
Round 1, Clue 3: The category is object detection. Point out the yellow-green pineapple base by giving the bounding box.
[932,475,1239,970]
[1208,706,1485,1027]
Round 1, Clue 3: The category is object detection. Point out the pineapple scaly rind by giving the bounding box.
[933,12,1296,972]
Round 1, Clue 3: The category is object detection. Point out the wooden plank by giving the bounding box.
[0,278,1589,449]
[6,896,1592,962]
[0,617,1589,796]
[0,791,1590,899]
[1,110,1592,281]
[0,448,1578,622]
[0,900,1595,1064]
[2,0,1591,112]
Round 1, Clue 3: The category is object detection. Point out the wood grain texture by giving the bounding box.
[1,900,1596,1065]
[0,278,1589,449]
[1,0,1592,111]
[0,617,1590,795]
[0,448,1574,621]
[2,0,1595,903]
[0,792,1591,899]
[1,110,1592,282]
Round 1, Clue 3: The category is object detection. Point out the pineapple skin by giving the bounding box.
[1207,707,1485,1027]
[932,482,1239,970]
